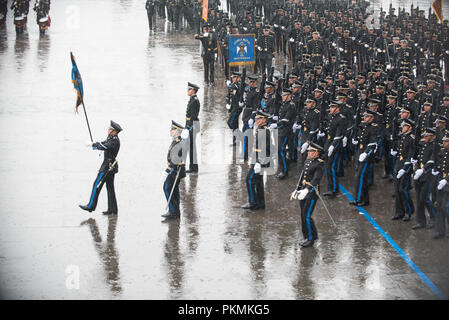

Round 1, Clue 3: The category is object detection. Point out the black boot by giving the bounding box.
[241,203,258,210]
[277,172,288,180]
[79,205,93,212]
[299,239,314,247]
[161,212,179,219]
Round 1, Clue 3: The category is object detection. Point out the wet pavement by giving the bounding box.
[0,0,448,300]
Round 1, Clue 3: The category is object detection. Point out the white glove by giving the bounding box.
[239,101,244,107]
[328,145,334,157]
[215,53,217,60]
[225,104,231,110]
[292,123,301,132]
[301,142,309,154]
[432,169,440,176]
[411,158,417,165]
[332,42,336,47]
[339,47,344,52]
[243,27,248,31]
[390,150,398,156]
[342,136,347,147]
[359,152,367,162]
[203,32,209,37]
[317,131,325,138]
[274,24,278,28]
[248,118,254,128]
[181,129,189,140]
[297,188,309,200]
[397,169,406,179]
[377,48,382,53]
[254,163,261,174]
[413,168,424,180]
[351,36,355,40]
[291,190,300,200]
[162,170,168,180]
[364,44,369,48]
[269,123,277,130]
[272,116,279,121]
[352,139,358,145]
[390,135,393,141]
[290,38,294,42]
[258,46,262,51]
[281,26,285,30]
[226,80,231,87]
[438,179,447,190]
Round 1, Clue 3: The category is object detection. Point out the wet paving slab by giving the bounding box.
[0,0,448,300]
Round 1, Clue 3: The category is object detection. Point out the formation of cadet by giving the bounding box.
[2,0,50,29]
[176,0,449,245]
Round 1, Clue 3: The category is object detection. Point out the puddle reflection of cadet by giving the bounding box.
[163,220,185,297]
[181,175,199,253]
[292,247,318,298]
[79,121,122,215]
[37,32,50,70]
[291,142,324,248]
[161,121,187,219]
[245,218,267,297]
[80,217,121,293]
[185,82,200,174]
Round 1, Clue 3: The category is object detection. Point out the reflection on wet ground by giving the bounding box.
[0,0,448,300]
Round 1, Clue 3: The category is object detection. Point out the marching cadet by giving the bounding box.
[241,111,272,211]
[337,30,356,65]
[416,101,436,138]
[323,101,346,197]
[271,87,296,180]
[412,128,438,230]
[438,96,449,120]
[161,121,188,219]
[256,25,276,76]
[195,24,217,85]
[297,96,321,173]
[226,71,244,144]
[145,0,156,32]
[433,134,449,239]
[185,82,200,173]
[242,75,262,161]
[291,142,325,248]
[382,92,398,180]
[391,118,416,221]
[350,109,379,207]
[79,121,122,215]
[307,31,326,66]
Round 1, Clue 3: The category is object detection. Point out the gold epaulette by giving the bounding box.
[314,109,320,113]
[318,158,324,163]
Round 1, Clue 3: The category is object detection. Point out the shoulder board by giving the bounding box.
[256,88,259,92]
[339,114,346,119]
[410,134,415,139]
[371,123,378,126]
[318,158,324,163]
[194,96,198,100]
[314,109,320,113]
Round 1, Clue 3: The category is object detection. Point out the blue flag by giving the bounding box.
[228,34,255,67]
[70,52,84,113]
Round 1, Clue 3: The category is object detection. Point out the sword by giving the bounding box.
[96,159,118,189]
[305,182,337,228]
[165,167,181,211]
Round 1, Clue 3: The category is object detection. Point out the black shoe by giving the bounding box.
[185,169,198,173]
[357,201,369,207]
[299,239,314,247]
[349,200,357,206]
[392,214,404,220]
[402,215,411,221]
[323,191,337,197]
[241,203,258,210]
[412,223,426,230]
[161,212,179,219]
[382,174,391,179]
[255,204,266,210]
[102,211,117,215]
[277,172,288,180]
[79,205,93,212]
[426,220,435,229]
[433,233,445,239]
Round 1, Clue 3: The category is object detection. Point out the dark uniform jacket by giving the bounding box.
[394,131,416,173]
[354,121,379,159]
[300,106,321,143]
[416,138,438,172]
[93,135,120,174]
[185,94,200,129]
[296,156,325,194]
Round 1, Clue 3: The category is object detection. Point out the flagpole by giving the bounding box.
[81,100,94,143]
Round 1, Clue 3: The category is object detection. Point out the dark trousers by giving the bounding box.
[327,149,341,193]
[146,11,155,30]
[246,166,265,207]
[300,193,318,241]
[435,188,449,236]
[278,134,289,175]
[87,171,117,213]
[354,160,371,204]
[163,169,181,216]
[259,55,272,76]
[394,168,414,217]
[415,174,437,226]
[227,110,240,131]
[202,55,214,84]
[384,138,394,175]
[187,123,199,171]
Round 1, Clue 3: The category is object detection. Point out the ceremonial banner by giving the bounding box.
[70,52,84,113]
[432,0,443,23]
[202,0,208,22]
[228,34,256,67]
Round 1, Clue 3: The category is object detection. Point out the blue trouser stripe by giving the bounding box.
[281,136,288,173]
[164,169,174,212]
[248,169,255,203]
[229,111,237,130]
[357,162,368,202]
[88,172,105,209]
[306,199,315,240]
[404,169,412,213]
[243,128,249,157]
[426,180,436,218]
[331,153,338,192]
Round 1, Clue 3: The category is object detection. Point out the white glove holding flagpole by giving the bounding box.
[297,189,308,200]
[438,179,447,190]
[396,169,405,179]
